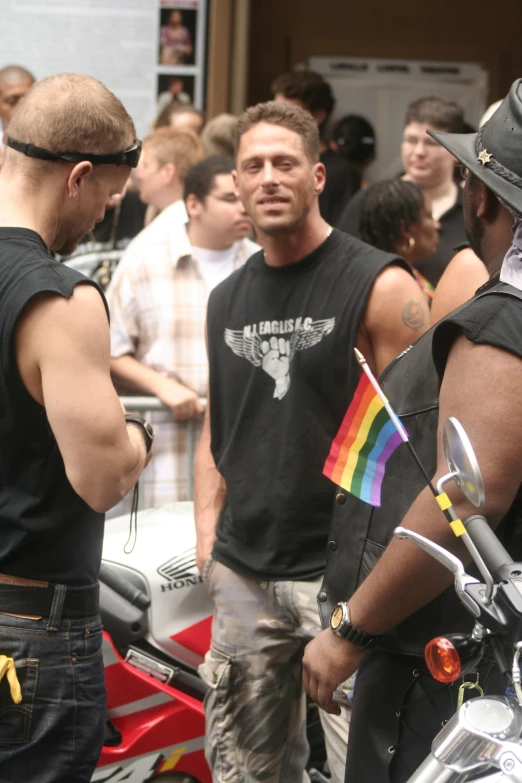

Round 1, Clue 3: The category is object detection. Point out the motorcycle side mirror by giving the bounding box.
[442,417,485,508]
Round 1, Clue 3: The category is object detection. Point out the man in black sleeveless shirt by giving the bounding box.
[0,74,153,782]
[303,80,522,782]
[194,100,429,782]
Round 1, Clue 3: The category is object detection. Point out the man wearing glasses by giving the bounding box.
[108,155,258,509]
[0,73,153,782]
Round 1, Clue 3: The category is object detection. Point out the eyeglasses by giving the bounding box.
[402,135,441,151]
[208,193,241,204]
[6,137,142,168]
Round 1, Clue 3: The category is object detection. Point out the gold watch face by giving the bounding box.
[331,605,343,629]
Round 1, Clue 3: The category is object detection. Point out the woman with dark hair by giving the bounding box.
[338,96,466,285]
[331,114,376,190]
[360,179,440,299]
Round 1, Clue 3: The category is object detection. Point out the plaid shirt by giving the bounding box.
[106,217,259,512]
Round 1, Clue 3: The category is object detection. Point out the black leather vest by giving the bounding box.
[319,282,522,656]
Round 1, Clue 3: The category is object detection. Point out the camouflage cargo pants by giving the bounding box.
[199,558,352,783]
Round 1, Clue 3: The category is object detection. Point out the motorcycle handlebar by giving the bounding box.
[99,562,151,611]
[406,753,457,782]
[464,515,513,581]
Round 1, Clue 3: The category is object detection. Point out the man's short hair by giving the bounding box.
[404,96,465,133]
[184,155,235,202]
[143,127,205,182]
[270,71,335,127]
[201,113,238,158]
[154,102,205,130]
[7,73,135,156]
[0,65,35,86]
[235,101,320,163]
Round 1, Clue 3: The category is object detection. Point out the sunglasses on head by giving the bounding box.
[6,137,142,168]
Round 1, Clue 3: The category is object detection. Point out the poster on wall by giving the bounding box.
[158,6,197,66]
[154,0,207,125]
[0,0,208,140]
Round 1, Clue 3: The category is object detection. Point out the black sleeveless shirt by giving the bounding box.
[206,229,408,580]
[0,228,107,586]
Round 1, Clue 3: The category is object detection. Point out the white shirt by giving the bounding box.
[124,198,188,256]
[107,221,259,510]
[191,244,243,293]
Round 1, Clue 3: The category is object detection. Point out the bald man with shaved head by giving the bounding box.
[0,73,153,782]
[0,64,34,147]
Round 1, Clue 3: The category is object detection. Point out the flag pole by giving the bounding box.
[354,348,440,499]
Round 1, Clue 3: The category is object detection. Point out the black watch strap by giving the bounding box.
[330,602,378,648]
[125,413,154,453]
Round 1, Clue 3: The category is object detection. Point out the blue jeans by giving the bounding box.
[0,607,106,783]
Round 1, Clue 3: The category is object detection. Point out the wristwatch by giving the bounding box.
[125,413,154,453]
[330,601,379,648]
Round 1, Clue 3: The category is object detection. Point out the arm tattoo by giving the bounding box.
[402,299,425,332]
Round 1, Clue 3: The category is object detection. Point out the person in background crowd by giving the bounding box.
[156,76,192,114]
[359,179,440,300]
[0,65,35,148]
[339,96,466,286]
[132,126,204,230]
[159,9,193,65]
[272,70,360,225]
[430,244,488,324]
[155,102,205,135]
[195,100,429,783]
[60,185,147,289]
[107,156,258,511]
[302,80,521,783]
[201,113,238,158]
[0,72,152,783]
[331,114,376,190]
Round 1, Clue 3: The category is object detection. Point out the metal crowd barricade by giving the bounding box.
[119,396,205,499]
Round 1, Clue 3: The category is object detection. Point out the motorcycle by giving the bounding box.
[92,501,211,783]
[92,501,330,783]
[395,417,522,782]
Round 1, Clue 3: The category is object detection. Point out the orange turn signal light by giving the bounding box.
[425,636,462,683]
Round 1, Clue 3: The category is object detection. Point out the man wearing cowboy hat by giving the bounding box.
[302,79,522,782]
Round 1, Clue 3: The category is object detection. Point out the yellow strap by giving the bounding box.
[0,656,22,704]
[436,493,452,511]
[450,519,466,538]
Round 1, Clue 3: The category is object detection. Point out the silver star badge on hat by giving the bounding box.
[478,149,493,165]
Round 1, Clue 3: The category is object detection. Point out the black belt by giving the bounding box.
[0,582,99,619]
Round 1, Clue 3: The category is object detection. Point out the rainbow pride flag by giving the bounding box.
[324,373,407,506]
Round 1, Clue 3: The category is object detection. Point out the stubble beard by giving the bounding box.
[464,210,485,263]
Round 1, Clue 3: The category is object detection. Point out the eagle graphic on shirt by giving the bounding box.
[224,317,335,400]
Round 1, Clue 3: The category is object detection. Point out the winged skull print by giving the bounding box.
[224,318,335,399]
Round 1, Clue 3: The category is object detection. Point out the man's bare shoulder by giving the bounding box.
[364,263,429,346]
[19,283,108,337]
[369,263,417,299]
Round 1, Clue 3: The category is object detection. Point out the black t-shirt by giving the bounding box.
[319,149,360,226]
[207,229,407,580]
[337,184,466,286]
[0,228,106,585]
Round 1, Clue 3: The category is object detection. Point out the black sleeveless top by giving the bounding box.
[320,280,522,653]
[206,229,408,580]
[0,228,107,586]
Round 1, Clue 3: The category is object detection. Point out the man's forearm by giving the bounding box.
[194,416,225,561]
[347,478,479,636]
[110,354,167,397]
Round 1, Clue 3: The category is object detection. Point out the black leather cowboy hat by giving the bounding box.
[428,79,522,215]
